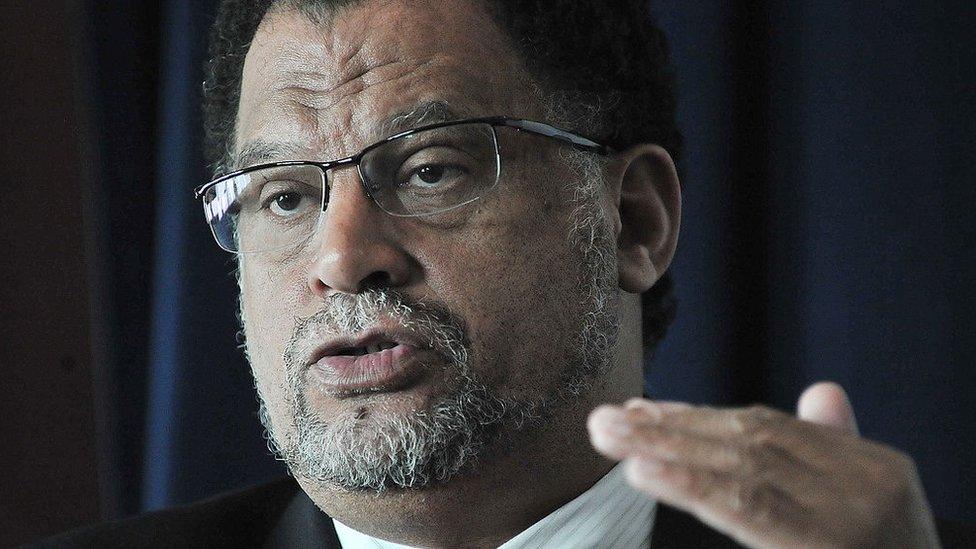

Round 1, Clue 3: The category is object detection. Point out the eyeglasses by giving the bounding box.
[193,116,612,254]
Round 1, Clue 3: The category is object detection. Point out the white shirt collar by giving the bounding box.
[332,462,656,548]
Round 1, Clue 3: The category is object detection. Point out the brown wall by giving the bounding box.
[0,2,102,546]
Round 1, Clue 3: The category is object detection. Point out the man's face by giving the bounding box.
[236,0,620,491]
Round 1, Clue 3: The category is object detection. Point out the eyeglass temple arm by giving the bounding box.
[495,118,614,156]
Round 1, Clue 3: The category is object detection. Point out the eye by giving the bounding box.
[268,192,305,216]
[404,164,464,188]
[258,182,319,218]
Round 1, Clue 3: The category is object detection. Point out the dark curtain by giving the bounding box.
[85,0,976,522]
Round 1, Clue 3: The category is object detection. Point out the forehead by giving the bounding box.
[235,0,538,164]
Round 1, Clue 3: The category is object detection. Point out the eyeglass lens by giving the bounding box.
[201,122,500,254]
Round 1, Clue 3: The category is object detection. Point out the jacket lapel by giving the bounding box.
[265,487,341,549]
[650,503,744,548]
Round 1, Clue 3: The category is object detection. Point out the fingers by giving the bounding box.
[588,403,830,494]
[609,397,862,467]
[621,457,812,549]
[589,405,743,471]
[587,392,934,549]
[797,381,859,435]
[620,398,793,440]
[588,401,832,548]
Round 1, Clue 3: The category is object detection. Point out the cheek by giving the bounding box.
[242,266,285,361]
[240,254,312,354]
[425,197,585,396]
[239,258,310,430]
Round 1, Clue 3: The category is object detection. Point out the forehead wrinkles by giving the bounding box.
[257,6,441,108]
[236,1,534,157]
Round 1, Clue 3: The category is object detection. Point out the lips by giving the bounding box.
[304,330,428,397]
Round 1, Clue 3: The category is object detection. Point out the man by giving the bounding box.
[39,0,970,547]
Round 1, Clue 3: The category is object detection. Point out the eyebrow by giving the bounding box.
[231,100,466,171]
[372,100,464,141]
[231,140,307,172]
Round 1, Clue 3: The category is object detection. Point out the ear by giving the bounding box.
[606,144,681,294]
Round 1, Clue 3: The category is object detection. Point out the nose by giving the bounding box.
[305,169,412,297]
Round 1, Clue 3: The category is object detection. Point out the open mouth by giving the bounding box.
[330,341,399,356]
[305,331,429,397]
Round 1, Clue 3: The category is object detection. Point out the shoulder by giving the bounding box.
[27,477,300,549]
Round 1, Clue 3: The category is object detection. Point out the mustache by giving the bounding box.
[281,289,470,373]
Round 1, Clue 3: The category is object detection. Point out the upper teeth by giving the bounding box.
[365,342,397,354]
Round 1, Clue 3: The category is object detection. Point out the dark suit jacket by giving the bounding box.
[28,477,975,548]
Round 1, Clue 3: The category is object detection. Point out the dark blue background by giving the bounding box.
[86,0,976,522]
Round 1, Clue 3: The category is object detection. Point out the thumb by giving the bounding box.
[797,381,859,435]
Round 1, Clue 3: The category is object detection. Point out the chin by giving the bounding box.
[273,367,542,492]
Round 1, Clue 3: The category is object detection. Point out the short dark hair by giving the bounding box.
[202,0,680,355]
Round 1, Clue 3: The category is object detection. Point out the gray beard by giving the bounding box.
[244,156,620,493]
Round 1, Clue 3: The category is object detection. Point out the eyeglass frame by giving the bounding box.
[192,116,614,252]
[194,115,612,199]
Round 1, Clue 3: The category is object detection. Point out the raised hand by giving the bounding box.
[588,382,941,548]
